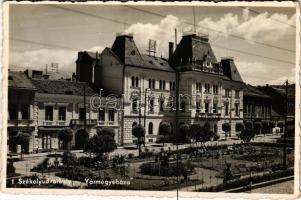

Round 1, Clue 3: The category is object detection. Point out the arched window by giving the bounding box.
[148,122,153,135]
[135,77,139,87]
[131,76,135,87]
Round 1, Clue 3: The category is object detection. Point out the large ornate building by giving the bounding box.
[76,32,245,145]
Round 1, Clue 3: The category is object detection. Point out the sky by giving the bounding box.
[9,4,297,85]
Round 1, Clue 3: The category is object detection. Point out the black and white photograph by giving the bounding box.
[2,1,299,197]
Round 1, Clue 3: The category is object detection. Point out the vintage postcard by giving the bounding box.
[1,1,300,199]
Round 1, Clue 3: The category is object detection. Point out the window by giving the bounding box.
[204,83,210,93]
[108,110,114,121]
[79,108,86,120]
[131,76,139,87]
[21,104,29,120]
[159,80,162,90]
[213,103,217,113]
[149,99,154,112]
[159,100,164,112]
[196,82,202,92]
[45,106,53,121]
[169,81,172,90]
[213,85,218,94]
[58,106,66,121]
[196,101,200,113]
[98,109,105,121]
[132,99,138,113]
[235,104,239,116]
[235,90,240,98]
[172,82,176,91]
[225,103,229,116]
[163,81,166,90]
[152,80,155,89]
[148,122,153,135]
[149,79,155,89]
[9,104,17,120]
[205,102,209,113]
[225,89,231,97]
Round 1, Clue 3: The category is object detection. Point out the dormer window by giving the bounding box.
[149,61,153,64]
[131,50,135,55]
[8,76,13,80]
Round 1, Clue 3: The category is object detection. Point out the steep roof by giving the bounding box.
[8,71,36,90]
[111,34,144,66]
[220,58,243,82]
[169,34,218,69]
[31,79,96,96]
[141,54,174,72]
[243,84,270,98]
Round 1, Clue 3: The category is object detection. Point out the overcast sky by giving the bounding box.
[9,4,296,85]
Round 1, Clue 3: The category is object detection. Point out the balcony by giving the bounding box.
[70,119,97,126]
[8,119,34,126]
[43,120,55,126]
[97,121,119,127]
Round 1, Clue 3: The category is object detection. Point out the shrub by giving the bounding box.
[189,124,203,142]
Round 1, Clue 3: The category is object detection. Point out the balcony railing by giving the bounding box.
[8,119,34,126]
[70,119,97,126]
[97,121,118,126]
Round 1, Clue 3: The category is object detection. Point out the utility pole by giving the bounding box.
[84,85,87,132]
[283,80,288,169]
[175,71,180,199]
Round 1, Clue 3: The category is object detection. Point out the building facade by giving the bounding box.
[76,32,245,144]
[8,70,122,153]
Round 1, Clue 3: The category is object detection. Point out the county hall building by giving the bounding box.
[76,32,245,145]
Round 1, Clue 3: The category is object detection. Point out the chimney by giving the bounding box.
[169,42,174,59]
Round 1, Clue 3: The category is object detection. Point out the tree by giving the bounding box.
[14,132,31,152]
[188,124,203,143]
[244,121,253,131]
[132,125,145,157]
[203,122,212,142]
[262,121,269,135]
[277,122,284,133]
[75,129,89,149]
[85,128,117,157]
[254,122,262,135]
[269,122,276,133]
[238,129,255,143]
[159,122,171,146]
[235,123,245,132]
[179,123,190,143]
[222,123,231,139]
[58,128,73,149]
